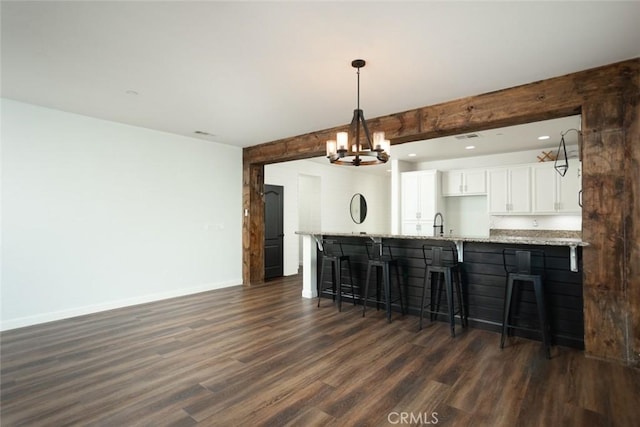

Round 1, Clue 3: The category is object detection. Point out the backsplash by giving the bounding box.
[490,228,582,239]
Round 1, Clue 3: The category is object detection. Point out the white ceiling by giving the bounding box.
[2,2,639,149]
[385,115,582,162]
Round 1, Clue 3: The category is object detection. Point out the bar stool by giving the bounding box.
[362,241,405,323]
[317,239,356,311]
[419,244,467,337]
[500,249,551,359]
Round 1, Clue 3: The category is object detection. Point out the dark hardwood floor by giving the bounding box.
[2,274,639,426]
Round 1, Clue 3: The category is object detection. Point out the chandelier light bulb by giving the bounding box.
[337,132,349,151]
[326,140,336,157]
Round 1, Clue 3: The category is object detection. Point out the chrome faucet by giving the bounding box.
[433,212,444,237]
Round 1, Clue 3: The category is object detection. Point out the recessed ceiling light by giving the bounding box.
[538,135,550,140]
[465,145,475,150]
[455,133,480,140]
[408,153,417,157]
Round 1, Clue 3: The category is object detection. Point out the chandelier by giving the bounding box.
[326,59,390,166]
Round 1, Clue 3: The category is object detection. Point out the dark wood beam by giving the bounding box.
[242,58,640,365]
[244,60,634,164]
[242,160,265,286]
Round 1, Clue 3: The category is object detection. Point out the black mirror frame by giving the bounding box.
[350,193,368,224]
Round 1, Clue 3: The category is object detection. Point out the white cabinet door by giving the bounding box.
[401,170,443,234]
[442,169,486,196]
[464,169,487,195]
[532,160,581,214]
[401,173,420,221]
[402,221,420,235]
[532,163,557,213]
[418,171,438,218]
[402,170,441,220]
[488,166,531,214]
[509,166,531,213]
[490,162,580,215]
[442,171,463,196]
[488,168,509,213]
[557,160,581,213]
[402,221,433,236]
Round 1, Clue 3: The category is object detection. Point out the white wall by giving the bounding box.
[444,196,490,237]
[1,99,243,330]
[298,174,321,266]
[265,159,391,274]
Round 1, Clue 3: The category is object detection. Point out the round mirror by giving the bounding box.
[350,193,368,224]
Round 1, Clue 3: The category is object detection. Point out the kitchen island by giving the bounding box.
[297,231,587,348]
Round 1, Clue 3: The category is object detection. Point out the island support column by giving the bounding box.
[302,234,318,298]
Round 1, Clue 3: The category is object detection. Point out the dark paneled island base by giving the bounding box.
[312,235,584,349]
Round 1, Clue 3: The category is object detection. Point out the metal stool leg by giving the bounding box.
[501,276,515,349]
[336,258,342,312]
[532,277,551,359]
[362,263,373,317]
[455,268,467,328]
[383,262,392,322]
[428,270,436,322]
[318,258,327,308]
[419,266,429,330]
[433,271,443,321]
[444,269,455,337]
[393,262,405,315]
[346,259,356,306]
[375,266,382,311]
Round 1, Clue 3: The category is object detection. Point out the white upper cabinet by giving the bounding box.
[401,170,443,235]
[487,168,509,214]
[442,169,486,196]
[510,167,532,213]
[532,159,581,214]
[401,172,421,222]
[487,166,531,214]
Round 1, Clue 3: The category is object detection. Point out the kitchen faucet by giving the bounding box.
[433,212,444,237]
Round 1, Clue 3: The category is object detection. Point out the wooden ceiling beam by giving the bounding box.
[244,59,637,165]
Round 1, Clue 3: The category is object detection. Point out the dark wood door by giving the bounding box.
[264,184,284,280]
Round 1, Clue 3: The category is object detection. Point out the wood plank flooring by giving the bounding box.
[2,274,639,426]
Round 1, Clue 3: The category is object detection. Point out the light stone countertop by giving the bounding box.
[295,231,588,247]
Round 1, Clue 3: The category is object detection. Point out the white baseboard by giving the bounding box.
[301,289,315,299]
[0,279,241,331]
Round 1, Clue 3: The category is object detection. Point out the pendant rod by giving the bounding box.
[357,65,360,155]
[356,65,360,112]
